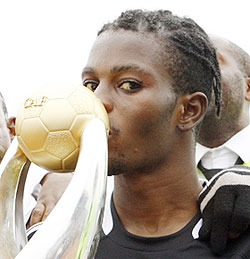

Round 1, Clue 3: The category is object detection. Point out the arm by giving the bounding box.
[198,165,250,254]
[28,172,73,227]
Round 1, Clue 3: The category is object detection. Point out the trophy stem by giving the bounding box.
[16,118,108,258]
[0,138,30,258]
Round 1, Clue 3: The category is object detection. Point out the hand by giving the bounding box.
[198,165,250,254]
[28,172,73,228]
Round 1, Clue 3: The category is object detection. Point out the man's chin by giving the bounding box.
[108,158,127,176]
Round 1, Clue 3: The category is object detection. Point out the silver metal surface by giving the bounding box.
[0,138,30,258]
[16,118,108,258]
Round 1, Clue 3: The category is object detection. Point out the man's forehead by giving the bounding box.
[90,30,164,61]
[82,64,152,77]
[85,34,168,80]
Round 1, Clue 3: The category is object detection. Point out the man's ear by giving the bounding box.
[177,92,208,131]
[244,77,250,101]
[7,116,16,140]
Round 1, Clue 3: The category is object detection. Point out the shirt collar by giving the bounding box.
[195,124,250,165]
[195,143,210,165]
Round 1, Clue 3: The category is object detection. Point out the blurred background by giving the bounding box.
[0,0,249,116]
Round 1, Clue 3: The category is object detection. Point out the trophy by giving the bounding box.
[0,82,109,258]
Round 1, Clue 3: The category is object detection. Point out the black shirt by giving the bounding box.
[95,195,250,259]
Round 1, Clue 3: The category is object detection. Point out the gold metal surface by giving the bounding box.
[15,119,108,259]
[16,83,109,172]
[0,82,109,258]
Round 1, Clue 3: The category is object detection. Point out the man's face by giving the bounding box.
[82,31,178,176]
[204,37,246,127]
[0,99,11,162]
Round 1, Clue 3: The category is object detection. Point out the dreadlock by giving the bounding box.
[98,9,221,116]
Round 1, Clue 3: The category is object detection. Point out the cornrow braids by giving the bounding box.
[98,9,221,116]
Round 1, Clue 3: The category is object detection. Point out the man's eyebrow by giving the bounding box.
[82,65,152,78]
[110,65,151,76]
[82,67,95,78]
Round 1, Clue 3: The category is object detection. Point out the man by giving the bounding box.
[27,11,250,256]
[80,10,249,257]
[195,34,250,254]
[196,35,250,178]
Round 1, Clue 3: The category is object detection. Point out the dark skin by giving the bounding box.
[27,36,250,243]
[197,35,250,148]
[26,35,250,246]
[82,31,206,236]
[197,35,250,239]
[28,172,72,227]
[29,31,207,235]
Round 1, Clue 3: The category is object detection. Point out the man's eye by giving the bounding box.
[119,81,141,92]
[83,81,98,91]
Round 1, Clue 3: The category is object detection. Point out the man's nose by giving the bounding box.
[94,86,113,114]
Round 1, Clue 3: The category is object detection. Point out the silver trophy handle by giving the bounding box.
[0,138,31,258]
[15,118,108,258]
[0,118,107,258]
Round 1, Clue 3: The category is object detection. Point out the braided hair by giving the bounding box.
[98,9,221,116]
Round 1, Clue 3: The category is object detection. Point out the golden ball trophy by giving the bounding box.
[0,82,109,258]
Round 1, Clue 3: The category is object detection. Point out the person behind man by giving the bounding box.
[196,35,250,178]
[76,9,250,257]
[194,34,250,254]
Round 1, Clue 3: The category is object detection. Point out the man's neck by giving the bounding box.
[112,166,202,237]
[197,111,249,148]
[198,122,249,148]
